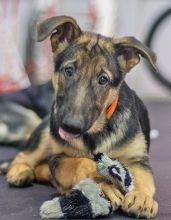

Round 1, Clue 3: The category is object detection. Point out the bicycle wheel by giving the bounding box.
[145,8,171,91]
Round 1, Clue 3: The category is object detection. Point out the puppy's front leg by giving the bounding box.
[48,155,124,210]
[7,118,60,186]
[122,164,158,218]
[48,155,97,195]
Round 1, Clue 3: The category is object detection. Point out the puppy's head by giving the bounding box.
[37,16,156,141]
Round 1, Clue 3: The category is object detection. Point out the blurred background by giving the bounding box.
[0,0,171,100]
[0,1,171,219]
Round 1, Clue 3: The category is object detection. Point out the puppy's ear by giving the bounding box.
[113,36,157,73]
[37,16,82,52]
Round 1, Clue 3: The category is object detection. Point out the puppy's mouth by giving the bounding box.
[58,127,80,141]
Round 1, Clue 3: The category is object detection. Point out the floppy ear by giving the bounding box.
[113,36,157,73]
[37,16,82,52]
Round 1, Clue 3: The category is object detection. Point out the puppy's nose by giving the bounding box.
[61,114,84,134]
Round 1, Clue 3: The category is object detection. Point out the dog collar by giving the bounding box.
[106,95,119,120]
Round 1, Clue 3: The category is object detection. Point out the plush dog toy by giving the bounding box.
[40,153,134,219]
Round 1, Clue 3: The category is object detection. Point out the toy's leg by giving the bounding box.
[122,164,158,218]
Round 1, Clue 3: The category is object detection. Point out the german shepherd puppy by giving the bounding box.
[6,16,158,218]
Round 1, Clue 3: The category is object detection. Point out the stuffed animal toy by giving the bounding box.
[40,153,134,219]
[40,179,113,219]
[94,153,134,193]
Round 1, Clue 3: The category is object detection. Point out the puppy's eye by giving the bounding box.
[98,73,109,86]
[64,66,74,77]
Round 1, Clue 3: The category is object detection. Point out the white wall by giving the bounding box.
[56,0,171,100]
[116,0,171,100]
[2,0,170,98]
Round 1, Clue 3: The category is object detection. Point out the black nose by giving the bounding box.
[61,114,84,134]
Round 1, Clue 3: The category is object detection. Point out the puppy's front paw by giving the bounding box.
[122,191,158,218]
[99,182,124,211]
[110,188,124,210]
[7,163,34,186]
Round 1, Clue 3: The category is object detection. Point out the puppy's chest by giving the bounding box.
[50,108,146,162]
[51,128,123,155]
[85,130,146,162]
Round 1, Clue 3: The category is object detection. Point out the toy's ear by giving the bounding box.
[37,16,82,52]
[113,36,157,73]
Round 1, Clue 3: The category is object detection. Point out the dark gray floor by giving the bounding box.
[0,101,171,220]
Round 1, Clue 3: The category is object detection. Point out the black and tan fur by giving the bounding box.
[6,16,158,218]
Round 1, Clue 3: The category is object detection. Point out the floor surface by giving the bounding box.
[0,101,171,220]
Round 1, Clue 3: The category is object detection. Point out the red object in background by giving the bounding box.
[0,76,20,92]
[0,0,30,93]
[88,1,98,30]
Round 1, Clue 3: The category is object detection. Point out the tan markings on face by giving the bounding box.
[77,34,97,45]
[52,74,59,93]
[88,84,119,134]
[90,55,112,78]
[62,48,114,107]
[77,33,115,53]
[86,36,98,51]
[64,38,119,133]
[117,55,127,72]
[53,38,69,55]
[98,37,115,54]
[53,101,58,115]
[62,58,77,67]
[53,33,121,136]
[74,86,87,108]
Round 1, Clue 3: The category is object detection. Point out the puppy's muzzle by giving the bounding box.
[58,114,85,141]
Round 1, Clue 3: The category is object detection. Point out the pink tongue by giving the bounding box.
[58,127,78,141]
